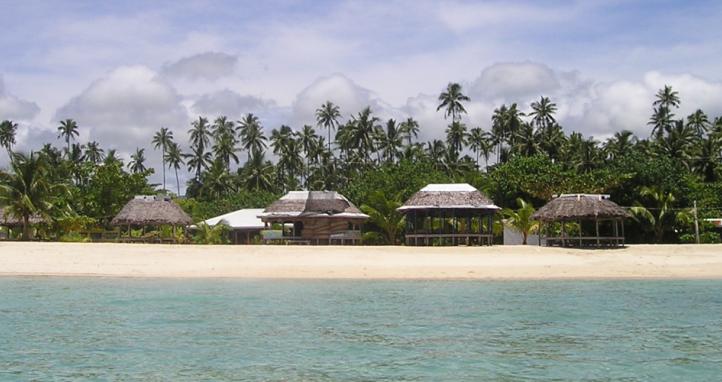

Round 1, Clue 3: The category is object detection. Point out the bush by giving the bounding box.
[59,232,91,242]
[679,231,721,244]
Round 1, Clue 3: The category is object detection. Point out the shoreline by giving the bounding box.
[2,242,722,280]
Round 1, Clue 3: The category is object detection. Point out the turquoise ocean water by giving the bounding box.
[1,278,722,381]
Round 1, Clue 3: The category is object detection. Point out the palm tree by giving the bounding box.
[359,191,405,244]
[502,198,538,245]
[513,122,541,156]
[653,85,680,109]
[0,152,62,240]
[574,137,601,173]
[657,120,697,167]
[212,129,239,171]
[445,120,467,156]
[316,101,341,152]
[604,130,637,161]
[237,113,267,161]
[528,96,557,132]
[164,142,184,195]
[243,149,274,191]
[57,119,79,156]
[84,141,104,164]
[0,120,18,160]
[378,119,403,163]
[437,82,469,122]
[104,149,123,167]
[128,148,147,174]
[687,109,710,137]
[298,125,318,187]
[631,187,690,243]
[188,116,211,180]
[399,117,420,146]
[692,134,721,182]
[348,107,380,165]
[152,127,174,191]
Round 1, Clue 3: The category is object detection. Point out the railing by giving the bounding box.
[405,233,494,246]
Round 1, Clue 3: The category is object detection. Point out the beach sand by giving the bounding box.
[2,242,722,280]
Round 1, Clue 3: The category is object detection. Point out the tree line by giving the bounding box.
[1,83,722,243]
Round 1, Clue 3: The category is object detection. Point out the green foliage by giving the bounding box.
[502,198,539,245]
[59,232,91,242]
[359,191,405,245]
[193,222,230,244]
[178,190,279,222]
[679,232,721,244]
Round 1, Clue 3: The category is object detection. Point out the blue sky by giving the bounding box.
[1,0,722,180]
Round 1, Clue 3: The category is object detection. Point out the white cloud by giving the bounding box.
[438,1,573,32]
[55,65,189,158]
[469,62,563,102]
[191,89,275,120]
[0,75,41,121]
[292,74,392,125]
[161,52,238,81]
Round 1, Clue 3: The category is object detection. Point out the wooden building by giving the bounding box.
[0,207,45,240]
[532,194,631,248]
[258,191,369,245]
[397,184,500,246]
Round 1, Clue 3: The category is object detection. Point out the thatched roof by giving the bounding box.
[0,207,45,226]
[397,183,500,212]
[532,194,632,222]
[111,195,193,226]
[259,191,369,220]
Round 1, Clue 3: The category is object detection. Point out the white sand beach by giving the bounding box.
[2,242,722,279]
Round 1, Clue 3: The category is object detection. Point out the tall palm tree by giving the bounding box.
[57,119,79,156]
[653,85,680,109]
[104,149,123,167]
[0,120,18,160]
[687,109,710,137]
[164,142,184,195]
[298,125,318,187]
[152,127,174,191]
[437,82,469,122]
[348,107,380,165]
[316,101,341,152]
[188,116,211,180]
[399,117,420,146]
[237,113,267,161]
[502,198,538,245]
[243,149,274,191]
[445,120,467,156]
[0,152,63,240]
[128,148,147,174]
[378,119,403,163]
[513,122,541,157]
[84,141,104,164]
[657,120,697,167]
[528,96,557,132]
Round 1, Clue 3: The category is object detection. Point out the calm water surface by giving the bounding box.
[1,278,721,381]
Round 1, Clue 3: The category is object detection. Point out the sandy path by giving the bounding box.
[1,242,722,280]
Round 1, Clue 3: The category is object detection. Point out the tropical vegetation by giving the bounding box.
[1,83,721,243]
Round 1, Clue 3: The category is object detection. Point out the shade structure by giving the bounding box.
[111,195,192,227]
[397,183,500,246]
[0,207,45,227]
[258,191,368,245]
[532,194,631,248]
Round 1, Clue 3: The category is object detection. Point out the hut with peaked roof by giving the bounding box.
[0,207,46,240]
[532,194,631,247]
[397,183,500,246]
[258,191,369,245]
[111,195,192,242]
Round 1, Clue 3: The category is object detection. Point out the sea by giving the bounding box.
[1,277,721,381]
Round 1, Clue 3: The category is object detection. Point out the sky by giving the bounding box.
[1,0,722,185]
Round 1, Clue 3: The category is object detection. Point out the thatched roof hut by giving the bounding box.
[258,191,368,220]
[0,207,45,227]
[532,194,631,222]
[111,195,192,226]
[397,183,500,211]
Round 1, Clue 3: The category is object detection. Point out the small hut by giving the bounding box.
[258,191,368,245]
[397,183,500,246]
[111,195,192,242]
[0,207,45,240]
[532,194,631,247]
[196,208,265,244]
